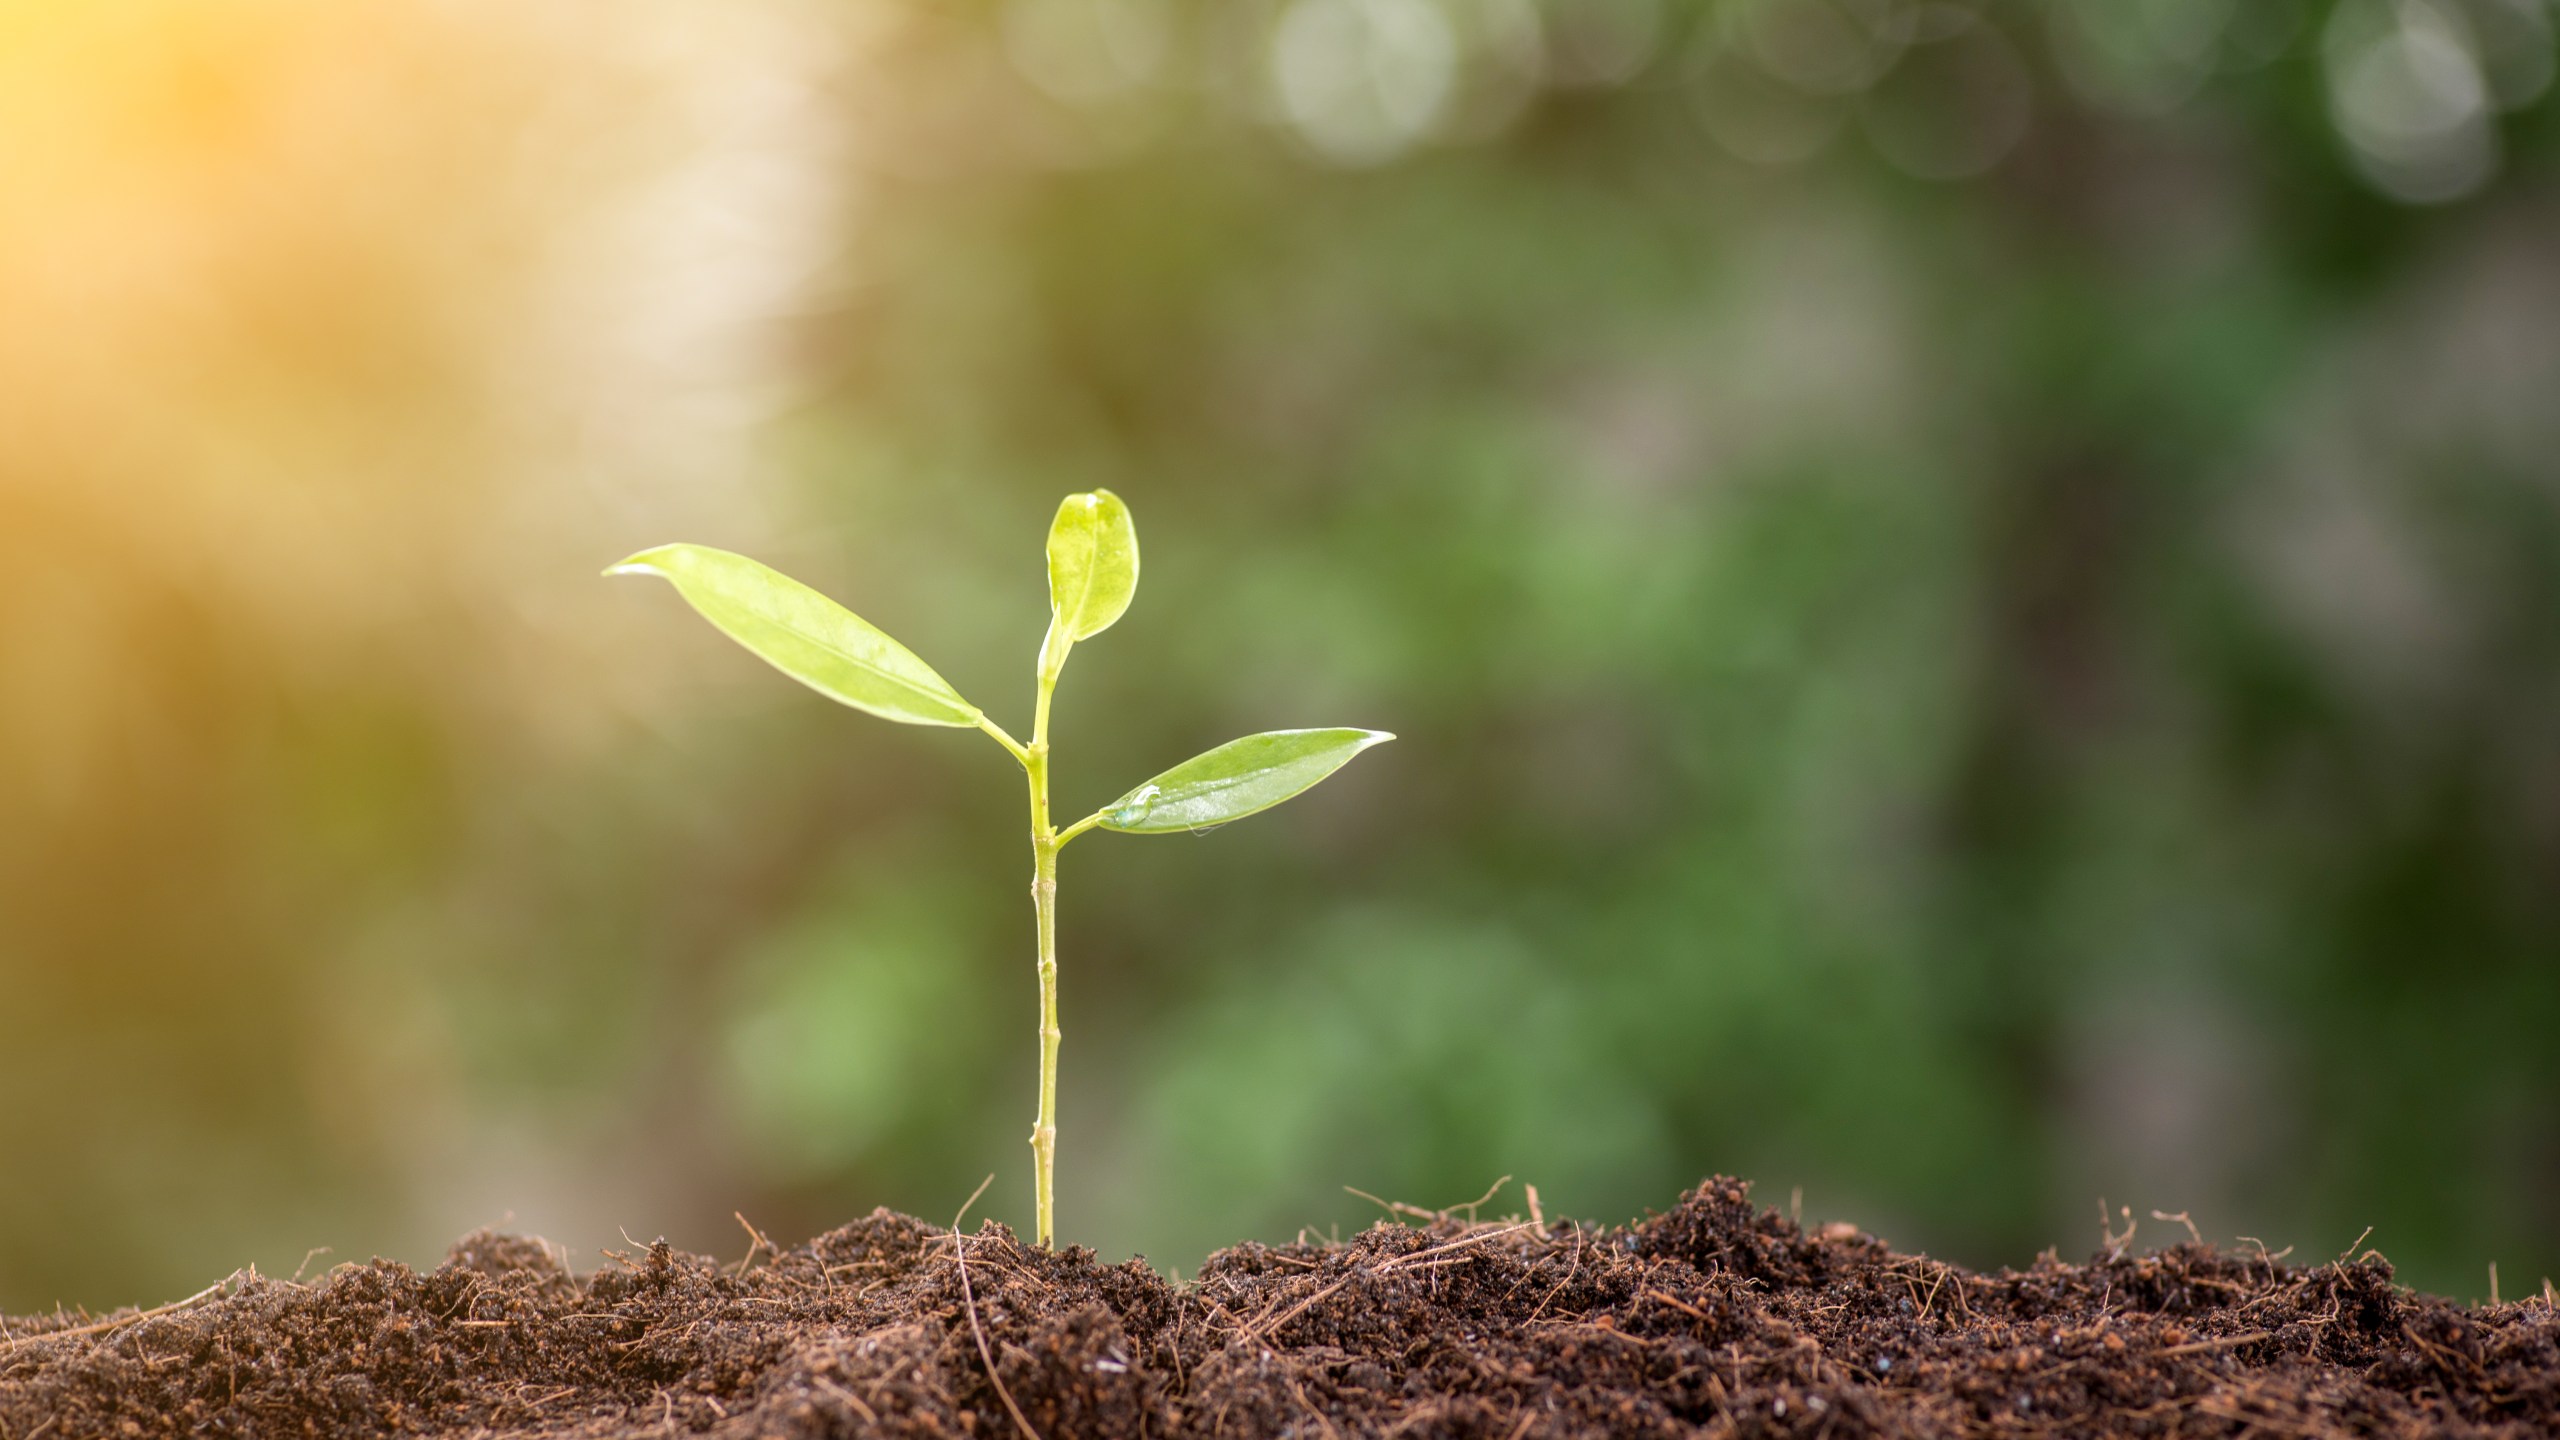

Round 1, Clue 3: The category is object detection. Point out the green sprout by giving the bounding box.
[608,491,1391,1247]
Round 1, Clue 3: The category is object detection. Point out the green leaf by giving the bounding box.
[1047,489,1139,644]
[607,544,981,728]
[1098,728,1392,834]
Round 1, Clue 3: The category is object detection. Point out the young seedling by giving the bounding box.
[608,491,1390,1247]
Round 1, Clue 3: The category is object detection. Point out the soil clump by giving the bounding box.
[4,1178,2553,1437]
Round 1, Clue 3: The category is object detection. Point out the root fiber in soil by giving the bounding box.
[4,1178,2554,1438]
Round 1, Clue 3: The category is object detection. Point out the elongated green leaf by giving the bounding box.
[1098,728,1392,833]
[607,544,981,727]
[1047,490,1139,643]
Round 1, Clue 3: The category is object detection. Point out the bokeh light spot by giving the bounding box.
[2325,0,2499,204]
[1269,0,1458,166]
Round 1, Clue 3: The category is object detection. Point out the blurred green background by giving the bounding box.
[3,0,2555,1312]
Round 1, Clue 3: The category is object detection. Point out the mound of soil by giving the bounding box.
[4,1177,2553,1438]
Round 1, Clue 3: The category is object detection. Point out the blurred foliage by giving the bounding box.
[1,0,2555,1312]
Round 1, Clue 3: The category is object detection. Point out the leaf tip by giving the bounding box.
[603,547,674,580]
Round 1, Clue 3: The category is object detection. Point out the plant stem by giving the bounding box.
[1029,816,1059,1248]
[977,715,1029,763]
[1055,808,1106,847]
[1026,643,1063,1248]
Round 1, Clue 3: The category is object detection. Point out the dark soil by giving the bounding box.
[4,1177,2554,1438]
